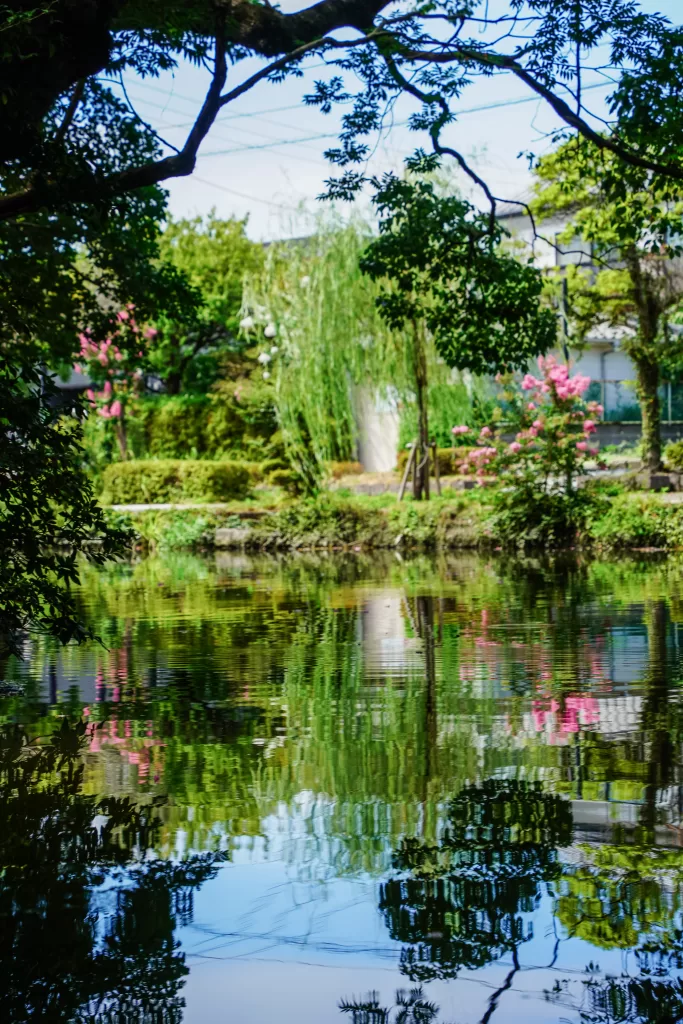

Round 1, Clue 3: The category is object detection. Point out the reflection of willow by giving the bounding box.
[380,779,572,1018]
[271,595,486,877]
[557,599,683,953]
[0,719,221,1022]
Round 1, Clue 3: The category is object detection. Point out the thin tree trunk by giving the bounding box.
[115,409,128,460]
[412,318,430,501]
[634,354,662,472]
[627,251,663,473]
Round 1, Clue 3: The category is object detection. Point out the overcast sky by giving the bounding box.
[114,1,678,241]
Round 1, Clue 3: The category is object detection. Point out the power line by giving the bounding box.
[199,81,609,158]
[191,174,313,213]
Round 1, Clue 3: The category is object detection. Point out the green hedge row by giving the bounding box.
[101,460,251,504]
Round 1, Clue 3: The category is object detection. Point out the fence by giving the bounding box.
[585,380,683,423]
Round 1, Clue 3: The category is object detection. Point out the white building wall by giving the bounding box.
[352,385,400,472]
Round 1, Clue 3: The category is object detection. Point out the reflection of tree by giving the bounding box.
[0,719,221,1022]
[339,987,440,1024]
[379,779,573,990]
[557,599,683,953]
[547,944,683,1024]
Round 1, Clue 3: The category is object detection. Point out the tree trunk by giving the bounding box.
[115,409,128,460]
[634,354,662,472]
[412,319,430,501]
[164,371,182,396]
[626,250,663,473]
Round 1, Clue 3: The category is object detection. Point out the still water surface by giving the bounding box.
[5,552,683,1023]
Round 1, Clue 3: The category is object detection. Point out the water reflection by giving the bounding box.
[380,780,572,1015]
[3,553,683,1021]
[0,719,222,1022]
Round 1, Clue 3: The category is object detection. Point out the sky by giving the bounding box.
[113,1,679,242]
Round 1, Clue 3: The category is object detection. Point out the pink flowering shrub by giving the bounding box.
[76,306,147,458]
[451,356,606,544]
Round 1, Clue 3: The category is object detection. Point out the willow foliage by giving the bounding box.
[243,217,480,482]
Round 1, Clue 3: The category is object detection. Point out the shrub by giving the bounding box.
[397,446,469,476]
[101,459,250,504]
[587,494,683,550]
[665,439,683,471]
[327,460,363,479]
[452,356,605,547]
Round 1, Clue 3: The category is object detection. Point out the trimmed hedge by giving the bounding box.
[101,459,251,504]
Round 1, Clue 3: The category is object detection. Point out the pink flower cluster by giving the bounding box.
[522,355,590,401]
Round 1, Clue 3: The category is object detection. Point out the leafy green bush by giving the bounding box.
[396,446,469,476]
[665,440,683,470]
[587,494,683,550]
[491,486,601,548]
[101,459,251,504]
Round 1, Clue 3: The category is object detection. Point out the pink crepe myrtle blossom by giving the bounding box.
[508,441,522,453]
[576,441,588,451]
[479,425,492,437]
[583,419,596,434]
[452,425,469,436]
[527,402,536,410]
[532,419,544,430]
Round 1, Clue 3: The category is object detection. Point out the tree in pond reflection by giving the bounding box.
[0,718,222,1022]
[546,942,683,1023]
[379,779,573,983]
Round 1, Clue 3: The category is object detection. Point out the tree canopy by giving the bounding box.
[2,1,683,229]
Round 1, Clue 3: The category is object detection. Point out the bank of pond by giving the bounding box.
[108,488,683,554]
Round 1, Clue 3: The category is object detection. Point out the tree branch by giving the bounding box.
[0,19,229,222]
[401,45,683,182]
[53,79,85,147]
[382,51,498,230]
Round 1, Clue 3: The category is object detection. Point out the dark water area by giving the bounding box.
[4,551,683,1023]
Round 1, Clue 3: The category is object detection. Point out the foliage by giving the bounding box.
[147,212,265,395]
[0,79,196,364]
[0,358,125,657]
[361,154,558,375]
[339,987,440,1024]
[76,306,150,459]
[380,779,573,980]
[0,717,221,1021]
[100,459,251,505]
[453,356,606,546]
[588,494,683,551]
[81,386,278,487]
[398,378,494,450]
[242,218,412,489]
[665,440,683,471]
[532,135,683,470]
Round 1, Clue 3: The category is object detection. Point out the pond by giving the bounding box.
[3,551,683,1023]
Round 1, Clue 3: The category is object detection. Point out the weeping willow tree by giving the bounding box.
[241,215,481,489]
